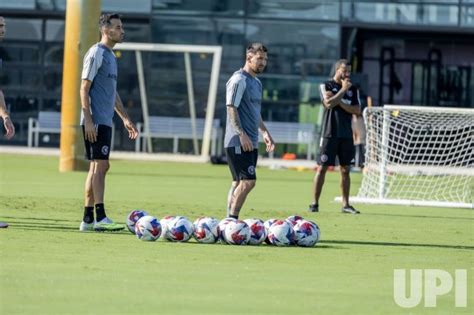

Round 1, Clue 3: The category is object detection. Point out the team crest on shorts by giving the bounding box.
[248,166,255,175]
[101,145,109,155]
[321,154,328,163]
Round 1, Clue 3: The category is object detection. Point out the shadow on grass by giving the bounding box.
[112,171,311,183]
[3,221,131,236]
[6,219,469,251]
[321,239,474,250]
[112,171,227,181]
[3,223,342,249]
[363,212,474,221]
[0,216,77,223]
[159,241,341,250]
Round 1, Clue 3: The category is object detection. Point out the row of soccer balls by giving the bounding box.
[127,210,321,247]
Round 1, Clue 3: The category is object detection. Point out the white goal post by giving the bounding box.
[114,42,222,160]
[338,105,474,209]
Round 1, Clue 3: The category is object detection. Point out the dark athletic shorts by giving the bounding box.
[317,137,355,166]
[82,124,112,161]
[225,147,258,181]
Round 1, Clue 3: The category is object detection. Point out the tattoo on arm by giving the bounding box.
[229,106,244,135]
[258,116,268,135]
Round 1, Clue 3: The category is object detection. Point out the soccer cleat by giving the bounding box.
[308,203,319,212]
[341,205,360,214]
[79,221,95,232]
[0,221,9,228]
[94,217,125,232]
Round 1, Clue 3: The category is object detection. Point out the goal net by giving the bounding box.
[348,105,473,208]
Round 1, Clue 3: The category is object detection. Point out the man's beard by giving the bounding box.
[111,34,124,44]
[254,66,265,74]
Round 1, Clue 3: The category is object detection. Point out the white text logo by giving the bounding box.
[393,269,467,308]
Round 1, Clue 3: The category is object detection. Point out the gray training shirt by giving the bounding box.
[224,69,262,148]
[81,43,118,127]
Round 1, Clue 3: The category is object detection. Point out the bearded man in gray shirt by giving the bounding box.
[79,13,139,232]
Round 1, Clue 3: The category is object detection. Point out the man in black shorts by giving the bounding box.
[79,13,138,231]
[224,43,275,219]
[309,59,361,214]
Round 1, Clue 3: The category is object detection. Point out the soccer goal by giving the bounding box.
[342,105,473,209]
[114,42,222,161]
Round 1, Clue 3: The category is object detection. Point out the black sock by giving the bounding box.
[83,206,94,224]
[229,215,238,220]
[95,203,106,222]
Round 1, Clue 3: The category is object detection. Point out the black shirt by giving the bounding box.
[319,79,360,139]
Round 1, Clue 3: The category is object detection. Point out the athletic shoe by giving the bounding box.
[308,203,319,212]
[94,217,124,232]
[341,205,360,214]
[0,221,9,228]
[79,221,94,232]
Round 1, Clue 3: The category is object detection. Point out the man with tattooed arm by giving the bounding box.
[223,43,275,219]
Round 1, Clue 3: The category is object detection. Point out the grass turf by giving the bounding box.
[0,154,472,315]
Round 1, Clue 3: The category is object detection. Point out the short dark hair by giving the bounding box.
[334,59,349,71]
[330,59,350,76]
[99,13,121,28]
[246,42,268,55]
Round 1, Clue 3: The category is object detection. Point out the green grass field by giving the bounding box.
[0,154,472,315]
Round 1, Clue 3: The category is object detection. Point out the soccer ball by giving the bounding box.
[244,218,266,245]
[193,217,219,244]
[224,220,250,245]
[268,220,295,246]
[160,215,176,240]
[165,216,194,242]
[126,209,149,234]
[217,217,237,243]
[135,215,161,241]
[285,215,304,227]
[263,218,278,244]
[294,220,320,247]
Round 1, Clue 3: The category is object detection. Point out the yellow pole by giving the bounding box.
[59,0,101,172]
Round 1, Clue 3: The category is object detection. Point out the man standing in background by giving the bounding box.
[309,59,361,214]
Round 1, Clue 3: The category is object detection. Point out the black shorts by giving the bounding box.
[82,124,112,161]
[317,137,354,166]
[225,147,258,181]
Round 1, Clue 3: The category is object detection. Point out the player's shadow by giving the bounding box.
[363,212,474,221]
[1,216,77,223]
[3,221,130,236]
[112,171,226,181]
[167,241,341,249]
[5,222,80,232]
[321,239,474,251]
[112,171,311,183]
[1,223,343,248]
